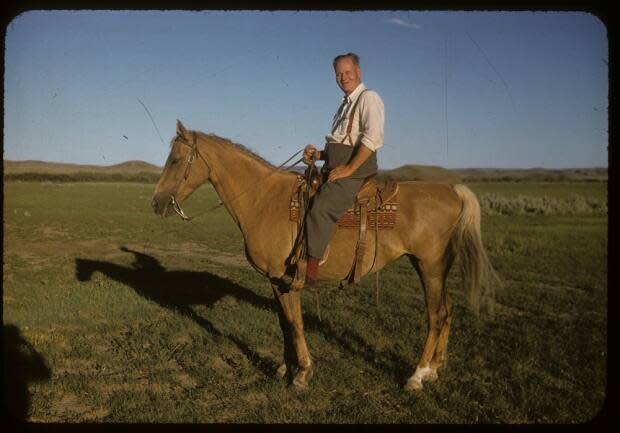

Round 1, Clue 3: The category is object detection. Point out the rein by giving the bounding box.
[172,132,305,221]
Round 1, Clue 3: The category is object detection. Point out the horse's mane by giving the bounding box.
[196,131,277,170]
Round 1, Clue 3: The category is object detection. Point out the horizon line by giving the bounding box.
[3,158,609,172]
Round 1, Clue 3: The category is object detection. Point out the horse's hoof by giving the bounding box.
[425,369,439,382]
[404,377,424,392]
[291,367,313,391]
[275,363,288,380]
[292,377,310,391]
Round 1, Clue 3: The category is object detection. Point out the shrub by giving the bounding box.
[4,172,160,183]
[479,194,607,216]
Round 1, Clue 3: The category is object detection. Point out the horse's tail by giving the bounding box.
[451,184,500,317]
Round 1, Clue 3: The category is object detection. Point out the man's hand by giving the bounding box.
[302,144,320,165]
[328,165,354,182]
[327,144,374,182]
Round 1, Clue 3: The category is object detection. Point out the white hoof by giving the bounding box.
[404,377,424,391]
[275,363,288,379]
[405,366,435,391]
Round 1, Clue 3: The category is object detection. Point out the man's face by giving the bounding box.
[334,57,362,96]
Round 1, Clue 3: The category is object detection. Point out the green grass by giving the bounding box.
[3,172,161,183]
[469,181,608,200]
[3,180,607,423]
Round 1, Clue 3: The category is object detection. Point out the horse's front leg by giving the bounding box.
[271,281,313,390]
[271,282,296,381]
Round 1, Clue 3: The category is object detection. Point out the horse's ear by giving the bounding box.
[177,120,188,139]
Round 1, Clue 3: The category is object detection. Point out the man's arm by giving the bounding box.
[327,144,373,182]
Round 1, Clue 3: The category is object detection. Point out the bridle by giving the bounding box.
[167,131,305,221]
[167,131,212,221]
[176,131,210,180]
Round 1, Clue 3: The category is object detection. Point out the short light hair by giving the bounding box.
[333,52,360,69]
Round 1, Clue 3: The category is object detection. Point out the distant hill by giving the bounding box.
[3,159,607,183]
[378,165,461,183]
[451,167,608,182]
[378,165,607,183]
[3,160,162,175]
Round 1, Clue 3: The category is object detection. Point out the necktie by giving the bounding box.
[331,97,349,133]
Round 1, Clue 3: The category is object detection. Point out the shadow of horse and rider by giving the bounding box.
[74,246,410,382]
[3,324,52,423]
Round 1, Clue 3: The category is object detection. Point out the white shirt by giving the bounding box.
[325,83,385,152]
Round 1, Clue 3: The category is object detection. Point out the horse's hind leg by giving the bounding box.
[431,250,455,373]
[405,256,451,391]
[271,282,313,390]
[430,292,453,372]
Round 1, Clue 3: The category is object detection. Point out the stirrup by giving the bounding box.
[290,275,319,292]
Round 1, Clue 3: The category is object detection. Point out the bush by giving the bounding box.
[4,172,160,184]
[479,194,607,216]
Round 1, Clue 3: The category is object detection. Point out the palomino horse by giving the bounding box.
[152,121,498,391]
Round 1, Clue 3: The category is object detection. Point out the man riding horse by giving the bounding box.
[293,52,385,290]
[152,49,497,391]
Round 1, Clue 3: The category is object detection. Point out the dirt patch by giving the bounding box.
[493,302,527,318]
[51,393,110,421]
[81,407,112,421]
[172,334,193,345]
[41,225,69,238]
[6,238,119,265]
[254,346,278,360]
[149,382,177,394]
[136,242,248,269]
[165,359,182,371]
[194,390,226,411]
[52,394,90,415]
[97,377,149,393]
[242,391,269,407]
[174,372,199,389]
[215,295,240,308]
[8,249,50,270]
[54,358,98,376]
[92,344,112,354]
[208,355,234,373]
[207,251,248,268]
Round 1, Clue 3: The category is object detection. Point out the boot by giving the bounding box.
[305,256,320,286]
[290,256,321,291]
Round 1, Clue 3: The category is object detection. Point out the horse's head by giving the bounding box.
[151,120,211,219]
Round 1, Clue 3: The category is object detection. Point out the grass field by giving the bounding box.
[3,179,607,423]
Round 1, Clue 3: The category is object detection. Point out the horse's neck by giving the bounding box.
[203,140,281,227]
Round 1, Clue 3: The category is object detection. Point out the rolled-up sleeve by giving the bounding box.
[358,91,385,151]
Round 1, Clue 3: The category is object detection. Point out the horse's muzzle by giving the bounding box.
[151,191,174,218]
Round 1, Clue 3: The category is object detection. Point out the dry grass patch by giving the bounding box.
[50,393,110,422]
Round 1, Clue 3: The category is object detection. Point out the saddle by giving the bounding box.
[288,170,399,287]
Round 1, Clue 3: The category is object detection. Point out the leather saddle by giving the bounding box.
[295,165,399,221]
[288,167,399,287]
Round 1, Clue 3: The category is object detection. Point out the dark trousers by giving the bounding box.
[306,177,364,258]
[305,142,377,259]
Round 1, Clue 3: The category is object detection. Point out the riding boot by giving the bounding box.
[305,256,320,286]
[290,256,321,291]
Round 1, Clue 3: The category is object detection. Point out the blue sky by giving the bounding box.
[4,10,608,169]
